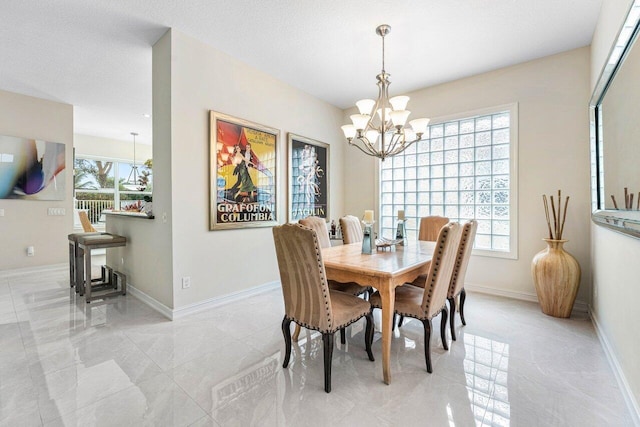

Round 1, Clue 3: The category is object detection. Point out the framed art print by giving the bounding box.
[210,111,279,230]
[0,134,66,200]
[287,133,329,222]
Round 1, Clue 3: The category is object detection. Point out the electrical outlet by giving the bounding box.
[182,276,191,289]
[0,208,5,217]
[27,246,34,257]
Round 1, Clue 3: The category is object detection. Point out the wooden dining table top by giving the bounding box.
[321,241,436,277]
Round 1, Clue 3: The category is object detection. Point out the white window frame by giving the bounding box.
[378,103,518,259]
[74,154,152,210]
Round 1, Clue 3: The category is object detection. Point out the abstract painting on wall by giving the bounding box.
[0,134,66,200]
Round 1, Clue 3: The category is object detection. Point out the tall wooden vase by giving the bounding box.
[531,239,581,318]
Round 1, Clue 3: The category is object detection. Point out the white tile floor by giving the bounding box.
[0,265,635,426]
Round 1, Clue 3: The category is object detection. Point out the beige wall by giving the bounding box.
[150,29,345,310]
[590,0,640,416]
[106,30,174,309]
[75,134,152,163]
[345,47,592,304]
[0,89,73,270]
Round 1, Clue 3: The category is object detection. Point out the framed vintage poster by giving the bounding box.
[210,111,279,230]
[287,133,329,222]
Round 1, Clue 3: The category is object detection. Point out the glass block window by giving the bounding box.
[380,104,518,258]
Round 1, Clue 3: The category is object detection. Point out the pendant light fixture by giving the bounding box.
[123,132,146,191]
[341,25,430,161]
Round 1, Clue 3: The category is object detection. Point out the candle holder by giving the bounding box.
[362,221,374,254]
[395,219,407,246]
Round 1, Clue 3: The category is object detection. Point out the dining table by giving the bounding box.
[321,240,436,385]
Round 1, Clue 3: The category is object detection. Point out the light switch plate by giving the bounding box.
[47,208,66,216]
[0,208,4,217]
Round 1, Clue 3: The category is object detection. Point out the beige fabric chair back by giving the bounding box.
[299,216,331,249]
[421,222,463,318]
[272,224,334,333]
[78,211,97,232]
[418,216,449,242]
[448,220,477,298]
[340,215,363,244]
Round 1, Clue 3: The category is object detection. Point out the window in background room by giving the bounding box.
[74,157,152,224]
[380,104,518,258]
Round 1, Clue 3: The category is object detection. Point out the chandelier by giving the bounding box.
[123,132,146,191]
[341,25,430,161]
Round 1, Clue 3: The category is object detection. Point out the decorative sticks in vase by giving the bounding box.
[610,187,640,210]
[542,190,569,240]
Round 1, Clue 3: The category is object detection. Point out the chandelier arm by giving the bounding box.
[352,138,379,156]
[386,132,402,156]
[380,85,388,153]
[394,143,414,156]
[390,136,418,157]
[360,137,382,156]
[368,81,385,136]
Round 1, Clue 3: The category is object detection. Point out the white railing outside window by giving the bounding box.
[380,104,518,258]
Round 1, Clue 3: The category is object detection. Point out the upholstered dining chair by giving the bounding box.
[272,223,375,393]
[339,215,363,244]
[418,215,449,242]
[293,216,372,342]
[396,215,449,328]
[447,220,477,341]
[370,222,463,373]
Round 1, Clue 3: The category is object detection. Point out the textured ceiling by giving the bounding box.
[0,0,603,145]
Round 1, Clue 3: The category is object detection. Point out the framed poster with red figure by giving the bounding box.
[210,111,279,230]
[287,133,329,222]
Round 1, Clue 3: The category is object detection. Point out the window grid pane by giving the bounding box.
[380,110,511,252]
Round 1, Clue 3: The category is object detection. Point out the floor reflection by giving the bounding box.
[459,333,510,426]
[1,267,634,426]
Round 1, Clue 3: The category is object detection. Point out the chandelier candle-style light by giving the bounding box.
[341,25,430,161]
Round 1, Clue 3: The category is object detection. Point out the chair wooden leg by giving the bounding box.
[440,307,449,351]
[398,315,404,328]
[421,318,433,373]
[282,317,292,368]
[365,311,375,361]
[460,288,467,325]
[292,323,301,342]
[448,297,457,341]
[340,328,346,344]
[322,333,334,393]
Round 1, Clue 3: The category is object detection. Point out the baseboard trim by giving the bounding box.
[591,310,640,426]
[126,284,174,320]
[172,281,280,319]
[465,283,590,315]
[0,263,67,279]
[126,280,280,321]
